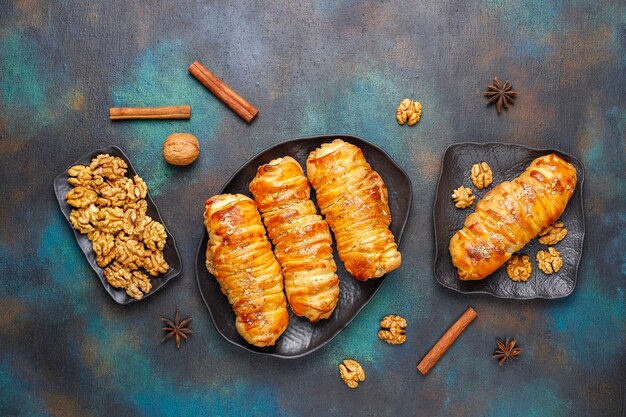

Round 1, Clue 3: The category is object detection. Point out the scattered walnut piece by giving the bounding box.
[90,154,128,180]
[66,187,98,208]
[538,220,567,245]
[470,162,493,190]
[88,229,116,267]
[451,186,475,209]
[143,216,167,251]
[396,99,422,126]
[536,247,563,274]
[338,359,365,389]
[69,204,99,234]
[378,315,407,345]
[506,254,532,282]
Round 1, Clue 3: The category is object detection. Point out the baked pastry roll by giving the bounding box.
[249,156,340,322]
[449,154,577,281]
[204,194,288,347]
[306,139,401,280]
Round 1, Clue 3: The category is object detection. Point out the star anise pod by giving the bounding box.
[492,338,522,366]
[162,310,192,349]
[484,77,517,113]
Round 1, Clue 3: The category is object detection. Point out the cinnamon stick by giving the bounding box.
[109,105,191,120]
[188,61,258,123]
[417,307,477,375]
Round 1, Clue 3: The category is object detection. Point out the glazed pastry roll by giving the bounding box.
[249,156,340,322]
[204,194,289,347]
[306,139,401,280]
[449,154,577,281]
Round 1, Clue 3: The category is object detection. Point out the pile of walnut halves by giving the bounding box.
[65,154,169,300]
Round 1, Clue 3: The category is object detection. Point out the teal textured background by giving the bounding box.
[0,1,624,416]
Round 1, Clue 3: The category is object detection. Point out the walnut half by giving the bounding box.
[538,220,567,245]
[66,187,98,208]
[451,186,475,209]
[536,247,563,274]
[396,99,422,126]
[90,154,128,180]
[506,254,532,282]
[470,162,493,189]
[378,315,407,344]
[338,359,365,389]
[69,204,99,234]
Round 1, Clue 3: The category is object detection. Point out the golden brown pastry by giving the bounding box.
[249,156,340,322]
[306,139,401,280]
[449,154,577,281]
[204,194,288,347]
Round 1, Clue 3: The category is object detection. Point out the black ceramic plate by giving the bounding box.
[195,135,412,358]
[53,146,182,304]
[433,142,585,299]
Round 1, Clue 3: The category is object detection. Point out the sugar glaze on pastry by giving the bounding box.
[204,194,289,347]
[306,139,401,280]
[449,154,577,281]
[249,156,340,322]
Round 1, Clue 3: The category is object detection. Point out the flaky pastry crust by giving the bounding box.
[204,194,288,347]
[306,139,401,280]
[249,156,339,322]
[449,154,576,281]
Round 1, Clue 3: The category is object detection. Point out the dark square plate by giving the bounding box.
[433,142,585,299]
[195,135,412,358]
[53,146,182,304]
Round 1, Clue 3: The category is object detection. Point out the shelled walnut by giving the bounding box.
[90,154,128,180]
[104,261,132,288]
[123,199,148,235]
[506,255,532,282]
[536,247,563,274]
[378,315,407,345]
[68,165,103,188]
[470,162,493,189]
[115,233,147,270]
[538,220,567,245]
[338,359,365,389]
[66,153,170,300]
[396,99,422,126]
[97,207,125,234]
[143,216,167,251]
[451,186,475,209]
[66,187,98,208]
[142,249,170,276]
[88,229,116,267]
[127,176,148,201]
[125,270,152,300]
[69,204,99,234]
[95,182,127,207]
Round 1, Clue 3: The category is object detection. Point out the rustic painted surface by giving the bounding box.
[1,1,624,416]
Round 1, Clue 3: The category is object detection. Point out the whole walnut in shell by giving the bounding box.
[163,133,200,166]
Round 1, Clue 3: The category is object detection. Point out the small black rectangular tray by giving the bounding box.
[53,146,182,304]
